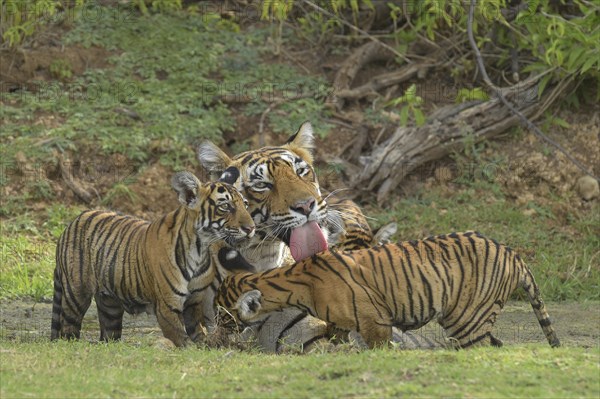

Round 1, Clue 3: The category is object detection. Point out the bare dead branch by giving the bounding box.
[353,77,557,203]
[335,63,423,101]
[58,156,96,205]
[328,41,395,110]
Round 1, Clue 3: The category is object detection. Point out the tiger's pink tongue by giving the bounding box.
[289,221,328,261]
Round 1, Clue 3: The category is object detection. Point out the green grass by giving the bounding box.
[0,5,331,220]
[0,340,598,398]
[0,5,330,172]
[368,181,600,302]
[0,234,54,301]
[0,205,83,301]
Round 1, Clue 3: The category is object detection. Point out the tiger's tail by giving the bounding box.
[519,257,560,347]
[50,266,62,340]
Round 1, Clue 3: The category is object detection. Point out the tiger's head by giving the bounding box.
[197,122,329,267]
[171,171,255,246]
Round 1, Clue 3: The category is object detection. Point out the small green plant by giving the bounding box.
[44,204,84,239]
[102,182,138,207]
[133,0,182,15]
[0,0,85,47]
[297,11,341,45]
[49,59,73,80]
[456,87,490,103]
[386,84,426,126]
[26,179,54,201]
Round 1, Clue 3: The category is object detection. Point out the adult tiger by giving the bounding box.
[51,171,255,347]
[197,122,400,352]
[326,198,398,251]
[216,231,561,349]
[198,122,329,270]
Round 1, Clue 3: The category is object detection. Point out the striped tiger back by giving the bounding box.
[325,198,398,251]
[216,232,560,349]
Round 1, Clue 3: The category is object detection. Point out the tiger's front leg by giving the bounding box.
[183,290,218,343]
[183,276,219,343]
[155,300,191,348]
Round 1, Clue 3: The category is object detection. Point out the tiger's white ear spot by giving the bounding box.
[235,290,262,321]
[171,171,202,208]
[197,141,233,176]
[225,249,238,261]
[286,121,315,151]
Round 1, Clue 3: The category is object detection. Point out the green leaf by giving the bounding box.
[399,106,409,126]
[580,57,598,75]
[413,108,426,126]
[456,88,489,103]
[551,117,570,129]
[567,47,585,71]
[405,84,417,99]
[538,74,553,98]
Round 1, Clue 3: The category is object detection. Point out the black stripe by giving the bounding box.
[266,280,289,292]
[159,267,188,297]
[168,207,181,230]
[399,245,415,320]
[445,245,467,322]
[460,331,490,348]
[314,255,361,331]
[174,231,192,281]
[330,251,388,320]
[107,220,137,294]
[118,224,140,299]
[301,334,329,349]
[277,312,310,342]
[417,267,434,322]
[539,317,552,327]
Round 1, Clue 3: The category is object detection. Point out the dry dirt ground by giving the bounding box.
[1,299,598,349]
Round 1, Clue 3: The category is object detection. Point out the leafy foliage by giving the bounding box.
[1,5,330,170]
[386,84,425,126]
[0,0,82,47]
[260,0,599,105]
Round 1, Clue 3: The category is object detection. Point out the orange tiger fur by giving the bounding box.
[216,232,560,349]
[51,172,254,347]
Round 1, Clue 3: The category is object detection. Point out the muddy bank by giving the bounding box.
[1,300,597,349]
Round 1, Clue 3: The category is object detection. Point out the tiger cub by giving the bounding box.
[216,232,560,349]
[51,171,254,347]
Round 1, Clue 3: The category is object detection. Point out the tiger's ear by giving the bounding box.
[285,121,315,162]
[234,290,262,321]
[197,141,233,177]
[171,171,203,209]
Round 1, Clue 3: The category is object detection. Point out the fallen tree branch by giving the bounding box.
[58,156,97,205]
[327,41,395,110]
[334,63,423,101]
[353,76,557,203]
